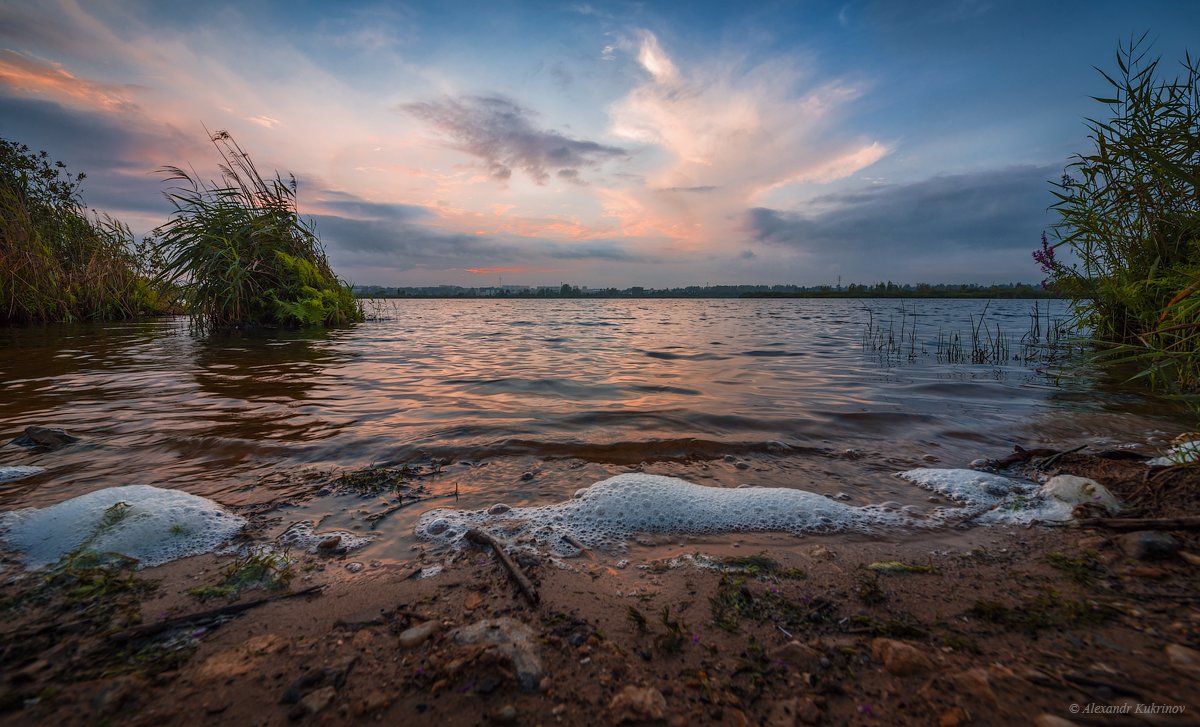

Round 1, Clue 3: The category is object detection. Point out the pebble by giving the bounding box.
[1117,531,1180,561]
[770,641,824,673]
[1166,643,1200,678]
[520,471,534,481]
[723,454,737,462]
[491,704,518,724]
[609,685,667,725]
[452,618,543,692]
[870,638,934,676]
[398,621,439,648]
[317,535,341,550]
[293,686,336,718]
[345,562,365,573]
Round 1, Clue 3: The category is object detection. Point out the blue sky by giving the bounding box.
[1,0,1197,287]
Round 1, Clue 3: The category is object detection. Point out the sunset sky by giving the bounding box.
[1,1,1197,288]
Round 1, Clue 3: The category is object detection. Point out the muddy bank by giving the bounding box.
[1,450,1198,726]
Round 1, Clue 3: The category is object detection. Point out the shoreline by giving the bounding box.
[1,450,1198,726]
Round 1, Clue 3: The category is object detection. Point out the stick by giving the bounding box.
[466,528,539,606]
[1073,516,1200,531]
[1035,444,1088,470]
[107,584,325,644]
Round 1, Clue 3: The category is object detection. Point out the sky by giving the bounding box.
[1,1,1197,288]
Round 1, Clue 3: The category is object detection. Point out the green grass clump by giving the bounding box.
[1,138,168,324]
[1045,551,1106,586]
[968,590,1115,635]
[188,549,293,600]
[709,575,836,633]
[1043,36,1200,396]
[152,130,361,330]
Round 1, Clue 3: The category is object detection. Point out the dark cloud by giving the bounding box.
[541,241,645,261]
[745,165,1058,282]
[313,194,431,222]
[402,95,626,184]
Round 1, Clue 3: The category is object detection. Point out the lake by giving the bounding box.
[0,298,1189,559]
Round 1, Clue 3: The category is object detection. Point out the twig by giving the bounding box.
[1073,515,1200,531]
[365,492,459,529]
[466,528,539,606]
[107,584,324,644]
[1035,444,1088,470]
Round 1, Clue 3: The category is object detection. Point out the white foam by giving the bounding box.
[277,521,373,554]
[1147,440,1200,467]
[416,473,905,553]
[0,485,246,569]
[0,466,44,483]
[897,468,1119,525]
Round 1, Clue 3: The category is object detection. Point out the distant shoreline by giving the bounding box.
[355,285,1060,301]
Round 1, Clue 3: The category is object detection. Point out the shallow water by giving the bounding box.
[0,298,1190,561]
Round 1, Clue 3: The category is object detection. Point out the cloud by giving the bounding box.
[743,165,1057,281]
[402,95,627,184]
[0,49,140,112]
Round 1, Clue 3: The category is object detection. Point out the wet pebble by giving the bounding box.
[399,621,439,648]
[1117,531,1180,561]
[345,562,364,573]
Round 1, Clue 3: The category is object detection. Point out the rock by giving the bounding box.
[1042,475,1120,515]
[293,686,336,718]
[1117,531,1180,561]
[280,657,357,704]
[520,471,534,481]
[770,641,824,673]
[398,621,439,648]
[609,685,667,724]
[196,633,288,682]
[92,676,138,715]
[949,667,996,704]
[765,697,821,726]
[1033,716,1081,727]
[11,425,79,450]
[356,690,391,716]
[345,562,365,573]
[870,638,934,676]
[464,591,484,610]
[939,707,969,727]
[1166,643,1200,678]
[317,535,341,550]
[491,704,518,724]
[723,454,737,462]
[451,618,543,692]
[767,441,793,454]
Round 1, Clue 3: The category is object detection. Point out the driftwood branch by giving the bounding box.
[1073,516,1200,531]
[108,584,325,644]
[466,528,539,606]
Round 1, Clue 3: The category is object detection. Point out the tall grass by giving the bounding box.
[1042,36,1200,397]
[152,130,361,330]
[0,138,166,324]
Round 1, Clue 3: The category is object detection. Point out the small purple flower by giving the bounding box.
[859,704,874,716]
[691,633,701,643]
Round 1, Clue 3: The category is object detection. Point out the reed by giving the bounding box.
[1042,36,1200,397]
[152,130,361,330]
[0,138,166,324]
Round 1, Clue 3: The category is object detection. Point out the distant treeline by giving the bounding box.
[354,281,1057,300]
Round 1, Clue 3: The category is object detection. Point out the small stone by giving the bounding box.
[939,707,969,727]
[317,536,341,550]
[767,441,792,454]
[11,425,79,450]
[735,462,749,470]
[465,591,484,610]
[294,686,336,717]
[1117,531,1180,561]
[723,454,737,462]
[949,667,995,704]
[357,690,391,715]
[870,638,934,676]
[351,629,375,649]
[1166,643,1200,678]
[520,471,534,481]
[492,704,518,724]
[398,621,439,648]
[452,618,543,692]
[345,562,365,573]
[770,641,824,673]
[609,685,667,724]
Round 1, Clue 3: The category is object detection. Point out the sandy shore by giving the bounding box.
[2,453,1198,726]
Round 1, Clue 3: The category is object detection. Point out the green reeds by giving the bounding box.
[0,138,167,324]
[1043,36,1200,396]
[152,130,362,330]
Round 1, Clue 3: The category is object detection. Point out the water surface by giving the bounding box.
[0,299,1189,556]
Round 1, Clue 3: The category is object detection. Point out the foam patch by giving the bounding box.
[277,521,373,554]
[1147,440,1200,467]
[0,485,246,569]
[416,473,906,554]
[0,466,44,483]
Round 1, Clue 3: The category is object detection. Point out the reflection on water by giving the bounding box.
[0,299,1191,517]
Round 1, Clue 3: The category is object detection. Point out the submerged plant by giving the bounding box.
[152,130,362,330]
